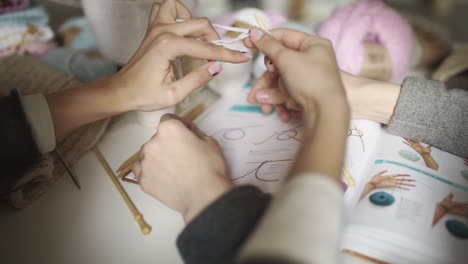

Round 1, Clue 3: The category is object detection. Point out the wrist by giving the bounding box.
[302,97,349,134]
[344,73,400,124]
[183,176,233,223]
[105,75,138,113]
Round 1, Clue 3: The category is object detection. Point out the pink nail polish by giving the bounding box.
[256,90,269,102]
[208,61,223,76]
[250,27,264,41]
[241,51,252,59]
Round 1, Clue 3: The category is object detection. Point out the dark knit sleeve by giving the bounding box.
[176,185,271,264]
[0,90,40,192]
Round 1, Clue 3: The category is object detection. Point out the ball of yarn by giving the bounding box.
[369,191,395,206]
[318,0,414,82]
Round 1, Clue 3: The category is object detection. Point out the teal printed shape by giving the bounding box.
[230,105,275,115]
[398,149,420,162]
[374,160,468,192]
[445,220,468,239]
[369,191,395,206]
[244,81,254,89]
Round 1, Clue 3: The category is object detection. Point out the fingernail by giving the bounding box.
[264,56,273,66]
[250,27,264,41]
[208,61,223,76]
[241,51,252,59]
[256,90,269,102]
[264,56,275,72]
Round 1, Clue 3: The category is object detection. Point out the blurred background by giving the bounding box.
[41,0,467,40]
[1,0,467,85]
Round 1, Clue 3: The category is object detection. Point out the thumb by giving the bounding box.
[249,27,291,68]
[147,3,160,28]
[168,61,223,104]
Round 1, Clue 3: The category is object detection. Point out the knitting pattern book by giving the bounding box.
[196,83,468,263]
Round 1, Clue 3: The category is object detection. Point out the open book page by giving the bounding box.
[196,84,301,193]
[342,129,468,263]
[196,83,382,193]
[342,120,382,207]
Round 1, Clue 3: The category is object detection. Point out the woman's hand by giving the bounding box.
[246,29,401,123]
[111,0,250,112]
[245,27,350,179]
[245,28,346,120]
[132,114,233,223]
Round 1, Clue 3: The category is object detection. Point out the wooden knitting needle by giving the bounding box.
[55,149,81,190]
[93,147,152,235]
[117,152,140,174]
[255,15,273,35]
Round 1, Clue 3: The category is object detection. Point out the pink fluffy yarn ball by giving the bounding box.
[318,0,414,82]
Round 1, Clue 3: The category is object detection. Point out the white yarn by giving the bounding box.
[175,20,252,46]
[233,8,272,29]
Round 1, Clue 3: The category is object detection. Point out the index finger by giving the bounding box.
[155,0,192,24]
[157,35,249,63]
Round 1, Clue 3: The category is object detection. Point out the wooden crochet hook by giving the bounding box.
[93,147,152,235]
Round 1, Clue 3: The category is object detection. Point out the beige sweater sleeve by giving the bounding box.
[238,174,344,264]
[19,94,56,153]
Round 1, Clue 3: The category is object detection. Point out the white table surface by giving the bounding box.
[1,112,185,264]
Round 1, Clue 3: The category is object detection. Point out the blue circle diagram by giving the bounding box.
[369,191,395,206]
[445,220,468,239]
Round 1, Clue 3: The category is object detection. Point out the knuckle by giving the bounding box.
[154,32,175,47]
[197,17,211,28]
[158,118,185,134]
[275,49,290,65]
[141,142,153,156]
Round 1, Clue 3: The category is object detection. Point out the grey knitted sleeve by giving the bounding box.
[387,77,468,157]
